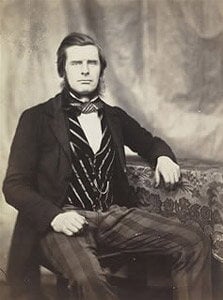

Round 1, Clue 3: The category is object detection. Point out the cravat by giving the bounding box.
[70,99,103,115]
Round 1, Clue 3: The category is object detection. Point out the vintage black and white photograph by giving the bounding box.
[0,0,223,299]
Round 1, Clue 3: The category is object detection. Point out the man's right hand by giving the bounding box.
[51,211,88,236]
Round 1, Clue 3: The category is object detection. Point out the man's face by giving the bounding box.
[64,45,101,95]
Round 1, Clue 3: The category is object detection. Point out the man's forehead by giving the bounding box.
[65,45,99,60]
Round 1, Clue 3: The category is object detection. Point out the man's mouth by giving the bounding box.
[78,80,92,84]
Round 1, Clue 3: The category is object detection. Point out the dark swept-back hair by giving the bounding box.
[57,32,107,78]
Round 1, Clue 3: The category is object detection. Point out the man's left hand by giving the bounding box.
[154,156,180,189]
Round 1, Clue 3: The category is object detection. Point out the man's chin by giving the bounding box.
[63,80,100,97]
[69,87,99,97]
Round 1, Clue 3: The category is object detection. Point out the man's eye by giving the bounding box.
[88,60,98,65]
[70,61,82,65]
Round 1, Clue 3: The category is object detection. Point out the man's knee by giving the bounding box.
[189,233,211,263]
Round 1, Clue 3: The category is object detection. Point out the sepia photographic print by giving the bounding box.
[0,1,223,299]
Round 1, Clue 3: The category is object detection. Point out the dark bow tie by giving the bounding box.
[69,98,104,115]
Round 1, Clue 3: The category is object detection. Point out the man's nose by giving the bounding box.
[81,62,89,75]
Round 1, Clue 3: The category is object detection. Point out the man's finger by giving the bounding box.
[176,165,181,178]
[67,223,83,232]
[167,170,180,190]
[161,170,169,184]
[63,228,74,236]
[161,172,172,189]
[154,168,160,187]
[70,217,86,227]
[173,170,180,183]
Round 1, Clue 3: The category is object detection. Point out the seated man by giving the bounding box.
[3,32,211,300]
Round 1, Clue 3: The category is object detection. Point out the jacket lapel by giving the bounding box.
[45,94,72,165]
[104,104,126,173]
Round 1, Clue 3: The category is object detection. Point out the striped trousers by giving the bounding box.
[40,205,212,300]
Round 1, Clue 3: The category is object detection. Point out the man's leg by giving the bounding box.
[40,212,118,300]
[97,205,212,300]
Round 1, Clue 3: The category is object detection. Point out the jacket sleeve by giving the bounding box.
[117,108,177,168]
[2,108,62,233]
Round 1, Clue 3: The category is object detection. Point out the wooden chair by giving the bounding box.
[41,250,173,300]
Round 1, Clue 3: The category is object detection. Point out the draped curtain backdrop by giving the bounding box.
[0,0,223,271]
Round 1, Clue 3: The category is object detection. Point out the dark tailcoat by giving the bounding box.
[3,91,176,294]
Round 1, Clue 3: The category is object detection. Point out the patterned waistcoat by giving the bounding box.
[66,108,116,211]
